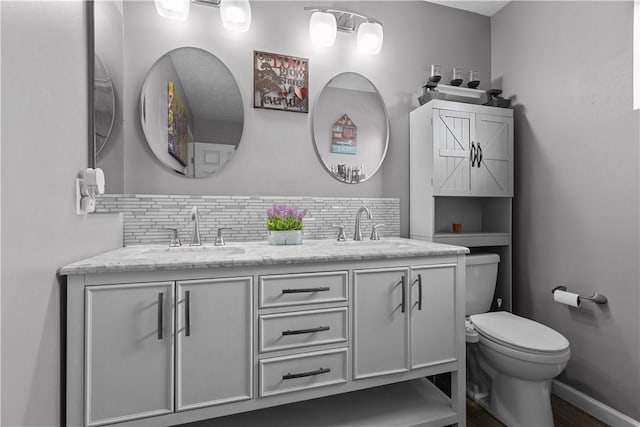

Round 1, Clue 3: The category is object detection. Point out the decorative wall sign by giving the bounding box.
[331,114,358,154]
[254,50,309,113]
[167,81,189,166]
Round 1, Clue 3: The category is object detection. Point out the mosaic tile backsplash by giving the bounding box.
[96,195,400,246]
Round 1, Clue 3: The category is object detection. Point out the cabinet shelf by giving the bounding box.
[203,378,457,427]
[434,232,511,247]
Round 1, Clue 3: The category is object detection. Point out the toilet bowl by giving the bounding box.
[470,311,570,427]
[465,254,571,427]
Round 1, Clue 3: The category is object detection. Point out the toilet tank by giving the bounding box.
[466,253,500,316]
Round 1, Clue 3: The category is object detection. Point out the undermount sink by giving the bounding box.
[331,240,414,249]
[125,245,246,258]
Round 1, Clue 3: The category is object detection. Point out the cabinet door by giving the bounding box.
[433,109,472,195]
[410,265,456,369]
[85,282,174,426]
[176,277,253,411]
[353,268,409,379]
[473,113,513,196]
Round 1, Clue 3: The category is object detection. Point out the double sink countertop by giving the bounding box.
[60,238,469,275]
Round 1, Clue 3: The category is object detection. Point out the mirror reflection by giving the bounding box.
[94,55,116,157]
[312,72,389,184]
[140,47,244,178]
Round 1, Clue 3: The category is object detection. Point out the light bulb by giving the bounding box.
[357,22,383,55]
[220,0,252,32]
[309,11,337,47]
[154,0,190,21]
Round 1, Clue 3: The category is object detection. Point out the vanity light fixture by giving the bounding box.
[305,6,383,54]
[155,0,252,32]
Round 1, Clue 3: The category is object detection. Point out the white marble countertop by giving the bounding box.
[59,238,469,275]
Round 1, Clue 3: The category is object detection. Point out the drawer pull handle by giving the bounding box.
[417,274,423,311]
[282,326,330,336]
[401,276,406,313]
[282,367,331,380]
[282,287,330,294]
[157,292,164,340]
[185,290,191,337]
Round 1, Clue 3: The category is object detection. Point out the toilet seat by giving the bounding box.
[470,311,570,355]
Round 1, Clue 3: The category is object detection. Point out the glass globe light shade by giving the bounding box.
[357,21,383,55]
[309,11,337,47]
[154,0,190,21]
[220,0,252,32]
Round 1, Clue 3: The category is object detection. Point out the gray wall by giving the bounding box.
[0,2,490,425]
[118,1,491,237]
[492,1,640,420]
[1,2,123,426]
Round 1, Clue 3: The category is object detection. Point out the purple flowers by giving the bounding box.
[266,204,308,231]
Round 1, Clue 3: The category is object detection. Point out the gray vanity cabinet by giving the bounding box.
[63,241,468,427]
[84,282,175,426]
[175,277,253,411]
[353,267,410,379]
[409,264,456,369]
[353,264,457,379]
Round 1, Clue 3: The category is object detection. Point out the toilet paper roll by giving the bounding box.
[553,290,581,307]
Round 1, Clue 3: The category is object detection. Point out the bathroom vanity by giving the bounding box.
[61,238,468,427]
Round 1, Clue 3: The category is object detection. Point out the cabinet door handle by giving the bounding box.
[470,142,477,167]
[185,290,191,337]
[477,142,483,168]
[417,274,423,311]
[282,287,330,294]
[282,326,330,336]
[282,367,331,380]
[157,292,164,340]
[401,276,406,313]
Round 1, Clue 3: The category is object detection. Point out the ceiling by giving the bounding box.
[425,1,511,17]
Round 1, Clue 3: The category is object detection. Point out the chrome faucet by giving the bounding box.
[353,207,373,241]
[190,206,202,246]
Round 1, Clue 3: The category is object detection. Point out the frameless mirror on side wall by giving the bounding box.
[139,47,244,178]
[93,0,124,193]
[311,72,390,184]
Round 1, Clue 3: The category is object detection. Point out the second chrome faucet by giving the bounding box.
[354,206,373,241]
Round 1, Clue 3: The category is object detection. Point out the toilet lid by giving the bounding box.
[470,311,569,353]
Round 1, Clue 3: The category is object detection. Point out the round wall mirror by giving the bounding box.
[95,55,116,157]
[140,47,244,178]
[311,72,389,183]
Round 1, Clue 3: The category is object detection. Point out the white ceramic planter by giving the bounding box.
[267,230,303,245]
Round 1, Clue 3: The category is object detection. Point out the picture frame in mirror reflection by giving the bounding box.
[253,50,309,113]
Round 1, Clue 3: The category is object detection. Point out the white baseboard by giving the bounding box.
[552,380,640,427]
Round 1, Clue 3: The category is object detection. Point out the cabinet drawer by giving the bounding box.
[259,348,348,397]
[259,271,348,308]
[259,308,348,353]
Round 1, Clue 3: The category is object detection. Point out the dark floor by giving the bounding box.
[467,395,609,427]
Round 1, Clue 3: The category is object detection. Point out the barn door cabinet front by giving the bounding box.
[433,106,513,197]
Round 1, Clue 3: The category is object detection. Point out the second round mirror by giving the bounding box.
[311,72,389,183]
[140,47,244,178]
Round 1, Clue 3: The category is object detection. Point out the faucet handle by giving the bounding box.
[215,227,231,246]
[370,224,386,240]
[164,228,182,247]
[332,224,346,242]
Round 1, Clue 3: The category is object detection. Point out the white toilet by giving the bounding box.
[465,253,570,427]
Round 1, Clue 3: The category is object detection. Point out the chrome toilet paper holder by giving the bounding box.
[551,285,608,305]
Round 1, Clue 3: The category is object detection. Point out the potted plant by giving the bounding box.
[266,204,308,245]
